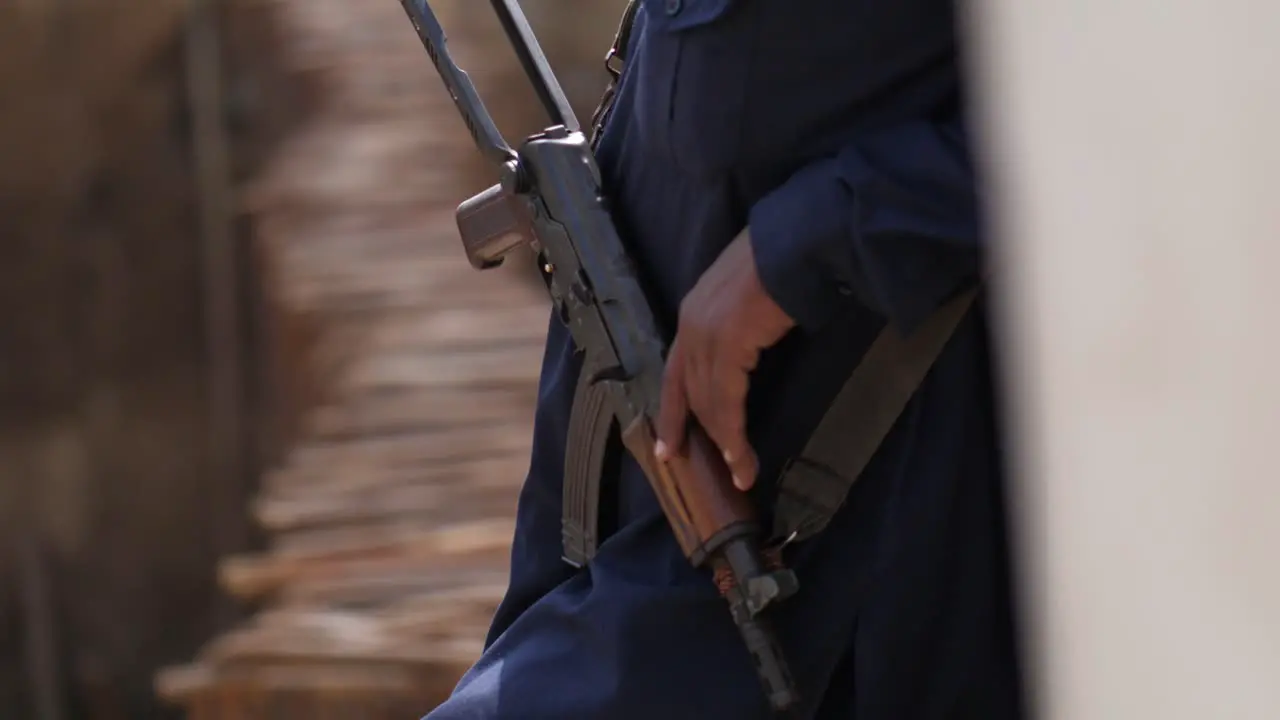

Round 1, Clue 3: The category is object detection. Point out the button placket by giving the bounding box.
[662,0,752,180]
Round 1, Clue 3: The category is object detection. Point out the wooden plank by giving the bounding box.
[218,519,516,600]
[304,385,536,439]
[253,482,517,532]
[279,421,534,476]
[280,567,509,607]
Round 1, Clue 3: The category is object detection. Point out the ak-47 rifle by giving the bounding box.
[396,0,800,712]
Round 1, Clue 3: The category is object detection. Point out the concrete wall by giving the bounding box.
[966,1,1280,717]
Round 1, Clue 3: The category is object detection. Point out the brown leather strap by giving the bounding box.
[605,0,641,81]
[589,0,639,149]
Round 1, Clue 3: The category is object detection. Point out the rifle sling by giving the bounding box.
[588,0,639,149]
[770,288,977,543]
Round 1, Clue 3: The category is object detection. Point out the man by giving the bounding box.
[427,0,1024,717]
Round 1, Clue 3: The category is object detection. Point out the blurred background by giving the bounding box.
[0,0,627,717]
[8,1,1280,719]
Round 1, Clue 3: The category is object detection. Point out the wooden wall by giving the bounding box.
[0,1,626,717]
[0,2,313,717]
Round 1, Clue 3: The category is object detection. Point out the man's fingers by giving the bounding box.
[655,340,689,461]
[704,360,757,491]
[685,344,715,447]
[684,346,757,491]
[656,327,759,493]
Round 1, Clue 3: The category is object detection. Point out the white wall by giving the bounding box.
[962,2,1280,718]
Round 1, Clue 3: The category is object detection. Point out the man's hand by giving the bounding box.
[654,229,795,490]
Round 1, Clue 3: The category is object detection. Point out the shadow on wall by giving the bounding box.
[0,1,317,717]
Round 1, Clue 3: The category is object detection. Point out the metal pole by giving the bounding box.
[185,0,245,602]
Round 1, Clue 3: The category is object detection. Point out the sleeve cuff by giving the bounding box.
[748,159,858,332]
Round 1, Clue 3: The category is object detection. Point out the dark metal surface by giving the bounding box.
[398,0,515,166]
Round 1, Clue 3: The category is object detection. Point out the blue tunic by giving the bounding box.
[427,0,1024,717]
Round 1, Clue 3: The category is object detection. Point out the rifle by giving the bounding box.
[396,0,800,712]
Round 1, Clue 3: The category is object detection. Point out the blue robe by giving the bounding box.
[427,0,1024,717]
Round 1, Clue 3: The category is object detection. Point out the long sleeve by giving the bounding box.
[748,112,982,333]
